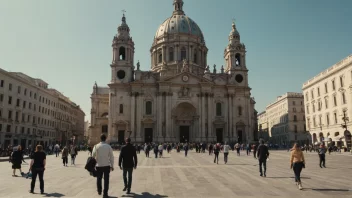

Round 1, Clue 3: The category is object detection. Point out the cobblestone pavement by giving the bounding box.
[0,150,351,198]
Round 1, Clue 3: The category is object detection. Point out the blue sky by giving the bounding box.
[0,0,351,119]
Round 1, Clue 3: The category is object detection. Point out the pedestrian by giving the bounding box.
[214,143,220,164]
[88,146,93,156]
[70,145,78,165]
[29,145,46,194]
[246,144,251,156]
[253,143,258,159]
[11,146,24,176]
[208,143,213,155]
[158,143,163,158]
[223,142,230,164]
[54,144,60,157]
[184,143,189,157]
[257,139,269,177]
[318,144,327,168]
[235,143,240,156]
[119,138,138,194]
[61,146,69,167]
[92,134,114,198]
[290,143,305,190]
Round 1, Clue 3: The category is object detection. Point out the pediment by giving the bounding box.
[162,72,213,84]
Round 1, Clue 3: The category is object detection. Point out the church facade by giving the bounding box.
[89,0,258,145]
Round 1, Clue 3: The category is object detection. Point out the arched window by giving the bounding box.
[119,104,123,114]
[101,112,108,118]
[235,54,241,66]
[193,52,197,64]
[294,125,297,132]
[158,53,162,63]
[181,47,186,60]
[119,47,126,60]
[238,106,242,116]
[146,101,152,115]
[169,47,174,61]
[102,125,108,133]
[216,103,222,116]
[293,115,297,121]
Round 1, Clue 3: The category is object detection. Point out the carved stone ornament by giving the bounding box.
[178,87,190,98]
[181,59,190,72]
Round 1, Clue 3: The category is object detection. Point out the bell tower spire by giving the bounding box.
[111,11,135,84]
[173,0,185,15]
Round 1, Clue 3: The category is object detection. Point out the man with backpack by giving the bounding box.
[257,139,269,177]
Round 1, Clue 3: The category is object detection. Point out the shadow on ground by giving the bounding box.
[310,188,350,192]
[44,192,65,197]
[266,177,311,179]
[122,192,168,198]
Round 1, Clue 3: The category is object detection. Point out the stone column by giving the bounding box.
[176,45,179,61]
[162,46,166,62]
[207,94,212,140]
[157,93,162,141]
[198,94,202,140]
[201,93,206,140]
[165,93,170,140]
[136,94,142,142]
[130,93,136,137]
[189,46,192,61]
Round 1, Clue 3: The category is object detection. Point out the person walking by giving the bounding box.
[11,146,24,176]
[54,144,60,157]
[158,143,163,158]
[257,139,269,177]
[290,143,305,190]
[29,145,46,194]
[223,142,230,164]
[318,144,327,168]
[253,143,258,159]
[119,138,138,194]
[214,143,220,164]
[61,146,69,167]
[235,143,241,156]
[246,144,251,156]
[153,144,159,158]
[70,145,78,166]
[184,142,189,157]
[92,134,114,198]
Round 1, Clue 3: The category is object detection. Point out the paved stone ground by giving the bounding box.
[0,150,351,198]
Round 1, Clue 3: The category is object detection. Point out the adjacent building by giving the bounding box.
[257,111,270,141]
[302,54,352,150]
[0,69,85,149]
[258,93,310,145]
[89,0,257,145]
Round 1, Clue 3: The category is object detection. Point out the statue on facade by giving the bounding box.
[221,65,224,73]
[213,64,217,74]
[181,59,189,72]
[178,86,190,97]
[205,65,210,73]
[136,60,140,70]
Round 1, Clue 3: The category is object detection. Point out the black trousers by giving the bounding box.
[293,162,304,182]
[214,152,219,163]
[31,170,44,192]
[96,166,110,195]
[62,157,68,165]
[319,154,326,167]
[259,159,267,174]
[145,150,149,157]
[224,153,228,163]
[123,168,133,189]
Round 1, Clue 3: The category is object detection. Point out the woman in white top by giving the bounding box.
[223,142,231,164]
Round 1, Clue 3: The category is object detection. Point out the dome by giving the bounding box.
[155,15,205,42]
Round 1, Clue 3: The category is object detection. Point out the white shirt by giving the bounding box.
[92,142,114,167]
[223,145,231,153]
[158,145,163,151]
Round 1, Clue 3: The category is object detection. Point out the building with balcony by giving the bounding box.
[302,54,352,150]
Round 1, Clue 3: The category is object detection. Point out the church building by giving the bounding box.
[89,0,258,145]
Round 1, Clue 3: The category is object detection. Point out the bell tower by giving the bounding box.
[224,20,248,86]
[111,12,135,83]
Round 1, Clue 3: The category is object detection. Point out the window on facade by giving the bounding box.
[332,80,335,90]
[340,76,344,87]
[238,106,242,116]
[16,99,20,107]
[181,47,186,60]
[342,92,346,104]
[193,52,197,64]
[293,101,296,105]
[23,101,26,108]
[8,96,12,105]
[146,101,152,115]
[216,103,222,116]
[8,110,12,120]
[325,83,328,93]
[293,108,296,112]
[313,117,316,126]
[0,94,3,102]
[22,113,25,122]
[235,54,241,66]
[325,98,328,109]
[294,125,297,133]
[307,118,310,129]
[102,125,108,133]
[334,113,337,124]
[6,125,11,132]
[326,114,330,125]
[312,103,315,112]
[311,90,314,99]
[119,104,123,114]
[305,93,308,101]
[0,80,3,87]
[293,115,297,121]
[158,53,162,63]
[9,83,12,91]
[169,47,174,61]
[24,88,27,95]
[333,95,337,106]
[17,86,21,94]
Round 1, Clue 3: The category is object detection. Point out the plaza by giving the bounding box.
[0,150,351,198]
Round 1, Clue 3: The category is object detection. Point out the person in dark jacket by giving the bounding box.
[118,138,138,194]
[257,139,269,177]
[11,146,24,176]
[318,144,327,168]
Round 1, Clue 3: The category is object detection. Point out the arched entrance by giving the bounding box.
[236,122,246,143]
[172,102,197,143]
[312,133,317,143]
[113,120,129,144]
[319,132,324,143]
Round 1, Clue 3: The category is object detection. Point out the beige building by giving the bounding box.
[0,69,85,149]
[89,0,258,145]
[302,54,352,150]
[258,93,310,145]
[257,111,270,141]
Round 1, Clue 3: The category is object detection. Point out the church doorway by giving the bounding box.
[237,130,243,143]
[118,130,125,143]
[216,128,223,143]
[180,126,189,143]
[144,128,153,143]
